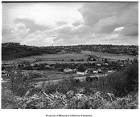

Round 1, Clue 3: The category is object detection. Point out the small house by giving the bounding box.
[64,68,74,74]
[97,63,101,67]
[76,71,85,75]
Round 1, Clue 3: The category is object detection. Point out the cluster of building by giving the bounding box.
[2,58,132,75]
[2,52,137,81]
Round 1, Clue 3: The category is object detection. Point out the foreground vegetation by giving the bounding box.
[2,61,138,109]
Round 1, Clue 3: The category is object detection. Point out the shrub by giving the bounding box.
[11,89,138,109]
[6,69,30,97]
[102,62,138,97]
[124,63,138,92]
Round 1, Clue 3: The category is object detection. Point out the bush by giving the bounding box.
[7,69,30,97]
[124,63,138,91]
[11,89,138,109]
[102,62,138,96]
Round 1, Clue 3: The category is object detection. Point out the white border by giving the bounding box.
[0,0,139,117]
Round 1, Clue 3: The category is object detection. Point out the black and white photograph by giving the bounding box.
[1,1,138,109]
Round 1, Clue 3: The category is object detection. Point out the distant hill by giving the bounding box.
[2,43,61,60]
[2,42,138,60]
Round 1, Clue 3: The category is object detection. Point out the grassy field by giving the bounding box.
[81,51,137,60]
[24,70,77,81]
[2,51,137,65]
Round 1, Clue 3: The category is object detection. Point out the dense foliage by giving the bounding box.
[102,61,138,96]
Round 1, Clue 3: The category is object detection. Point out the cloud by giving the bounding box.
[14,18,49,33]
[54,2,138,45]
[72,21,83,27]
[2,23,30,43]
[114,27,124,32]
[2,18,53,45]
[56,21,68,26]
[121,25,138,36]
[79,2,138,37]
[53,25,93,45]
[21,30,54,46]
[11,23,30,37]
[79,3,127,25]
[93,16,119,33]
[3,3,83,26]
[2,2,138,46]
[2,24,12,36]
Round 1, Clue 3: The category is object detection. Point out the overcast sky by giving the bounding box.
[2,2,138,46]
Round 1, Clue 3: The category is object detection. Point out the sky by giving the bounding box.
[2,2,138,46]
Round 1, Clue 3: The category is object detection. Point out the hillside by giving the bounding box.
[2,43,61,60]
[2,42,138,60]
